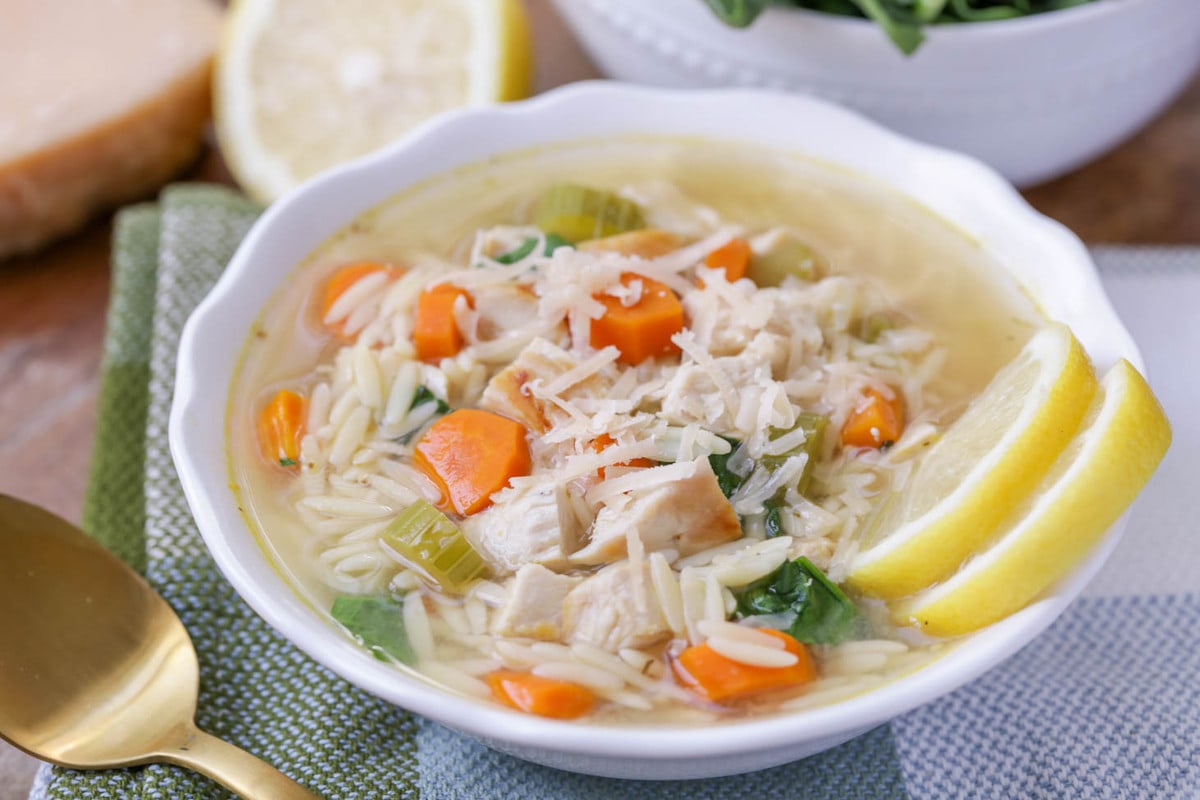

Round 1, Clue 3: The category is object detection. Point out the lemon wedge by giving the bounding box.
[215,0,533,201]
[893,359,1171,636]
[845,323,1098,599]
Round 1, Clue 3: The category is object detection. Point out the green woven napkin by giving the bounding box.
[36,184,916,799]
[41,186,421,800]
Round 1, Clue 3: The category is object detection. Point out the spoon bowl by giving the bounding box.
[0,495,320,798]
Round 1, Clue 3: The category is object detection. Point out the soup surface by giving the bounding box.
[230,138,1043,723]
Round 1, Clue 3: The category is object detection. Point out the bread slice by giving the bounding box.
[0,0,222,259]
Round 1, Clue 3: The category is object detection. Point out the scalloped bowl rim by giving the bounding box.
[169,82,1139,771]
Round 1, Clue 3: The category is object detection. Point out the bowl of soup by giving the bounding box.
[169,82,1152,779]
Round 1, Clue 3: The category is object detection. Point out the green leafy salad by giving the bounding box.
[703,0,1100,54]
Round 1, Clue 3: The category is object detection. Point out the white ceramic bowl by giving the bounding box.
[170,82,1141,779]
[550,0,1200,186]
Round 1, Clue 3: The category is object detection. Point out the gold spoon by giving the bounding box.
[0,495,322,799]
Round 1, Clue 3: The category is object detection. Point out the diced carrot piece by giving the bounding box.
[413,409,531,516]
[672,629,817,703]
[486,670,596,719]
[257,389,306,468]
[700,237,752,286]
[590,273,684,365]
[414,283,472,362]
[841,387,905,449]
[321,262,400,339]
[591,432,656,479]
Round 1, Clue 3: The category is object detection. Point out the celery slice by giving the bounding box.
[764,412,829,498]
[536,184,645,243]
[748,238,819,286]
[859,313,896,343]
[382,500,486,592]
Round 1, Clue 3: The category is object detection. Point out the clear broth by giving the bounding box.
[229,137,1043,721]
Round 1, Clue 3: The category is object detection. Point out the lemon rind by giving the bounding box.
[846,324,1098,598]
[893,360,1171,636]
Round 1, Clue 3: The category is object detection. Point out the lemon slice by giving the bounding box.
[846,323,1098,599]
[893,360,1171,636]
[215,0,533,201]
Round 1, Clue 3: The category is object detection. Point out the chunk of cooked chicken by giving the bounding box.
[562,560,669,652]
[491,564,580,640]
[460,482,582,575]
[578,229,683,258]
[571,458,742,566]
[480,337,611,434]
[471,284,541,342]
[657,344,776,433]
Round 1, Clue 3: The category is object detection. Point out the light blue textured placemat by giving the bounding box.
[33,190,1200,799]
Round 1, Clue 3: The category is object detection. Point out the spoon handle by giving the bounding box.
[157,725,323,799]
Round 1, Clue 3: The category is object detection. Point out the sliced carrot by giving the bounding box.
[486,670,596,719]
[591,433,655,479]
[414,283,472,362]
[413,408,531,516]
[672,629,817,703]
[841,387,905,449]
[590,273,684,365]
[321,262,400,339]
[700,237,752,286]
[257,389,306,468]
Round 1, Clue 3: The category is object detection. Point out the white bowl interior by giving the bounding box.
[170,82,1141,779]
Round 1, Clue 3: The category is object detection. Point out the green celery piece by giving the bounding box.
[536,184,645,244]
[331,596,415,664]
[859,313,895,343]
[701,0,771,26]
[383,500,486,592]
[763,412,829,498]
[733,557,865,644]
[747,238,818,286]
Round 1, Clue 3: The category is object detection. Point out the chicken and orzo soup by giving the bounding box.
[229,139,1045,723]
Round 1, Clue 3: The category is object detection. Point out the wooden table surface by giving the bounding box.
[0,0,1197,794]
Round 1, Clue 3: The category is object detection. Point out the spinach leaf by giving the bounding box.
[700,0,1098,55]
[702,0,771,27]
[733,557,865,644]
[331,596,415,664]
[399,386,451,444]
[763,498,785,538]
[708,436,746,499]
[410,385,450,415]
[492,234,571,265]
[848,0,924,54]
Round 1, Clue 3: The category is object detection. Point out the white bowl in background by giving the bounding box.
[170,82,1141,779]
[550,0,1200,186]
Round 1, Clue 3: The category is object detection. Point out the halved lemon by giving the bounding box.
[893,360,1171,636]
[215,0,533,201]
[845,323,1098,599]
